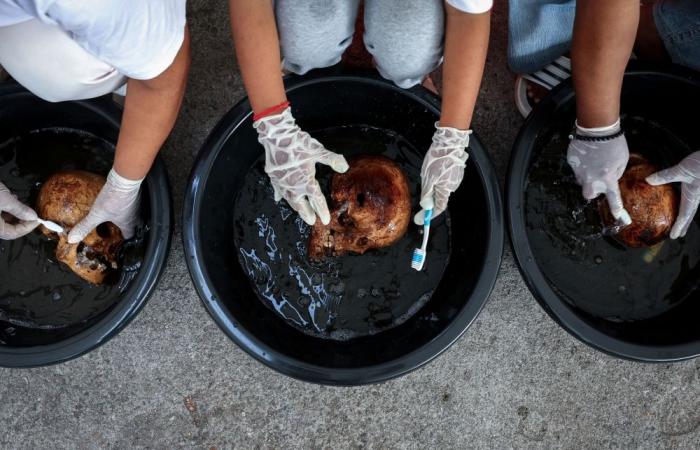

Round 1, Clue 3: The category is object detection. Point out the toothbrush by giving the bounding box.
[37,218,64,234]
[411,209,432,271]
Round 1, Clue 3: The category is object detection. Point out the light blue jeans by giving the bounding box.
[654,0,700,72]
[508,0,700,74]
[508,0,575,74]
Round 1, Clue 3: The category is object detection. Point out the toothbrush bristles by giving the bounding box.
[411,249,426,270]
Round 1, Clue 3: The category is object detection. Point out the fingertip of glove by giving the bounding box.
[616,209,632,227]
[21,209,38,222]
[645,174,662,186]
[334,160,350,173]
[297,209,316,226]
[419,197,434,211]
[67,230,83,244]
[581,188,597,201]
[670,223,684,240]
[413,210,425,226]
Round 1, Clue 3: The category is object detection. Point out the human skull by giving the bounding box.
[36,170,123,284]
[308,155,411,259]
[599,153,678,248]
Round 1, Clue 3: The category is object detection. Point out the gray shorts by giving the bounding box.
[275,0,444,89]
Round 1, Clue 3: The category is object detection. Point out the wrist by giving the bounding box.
[434,122,472,148]
[108,168,144,190]
[253,101,290,122]
[575,118,621,137]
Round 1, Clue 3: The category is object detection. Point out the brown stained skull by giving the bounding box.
[36,170,123,284]
[308,155,411,259]
[599,153,678,248]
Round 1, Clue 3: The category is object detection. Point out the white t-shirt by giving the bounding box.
[447,0,493,14]
[0,0,186,80]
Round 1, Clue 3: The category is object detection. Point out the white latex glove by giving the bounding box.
[414,123,471,225]
[566,119,632,226]
[254,107,349,225]
[0,182,38,240]
[67,168,142,243]
[646,151,700,239]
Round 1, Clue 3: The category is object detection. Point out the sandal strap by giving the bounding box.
[523,55,572,90]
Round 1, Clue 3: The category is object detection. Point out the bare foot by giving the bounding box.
[422,75,439,95]
[526,81,550,107]
[423,65,442,96]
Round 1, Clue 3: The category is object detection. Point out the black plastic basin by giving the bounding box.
[184,72,504,385]
[0,83,172,367]
[508,64,700,362]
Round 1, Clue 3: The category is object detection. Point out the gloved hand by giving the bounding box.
[254,107,349,226]
[566,119,632,226]
[646,151,700,239]
[0,182,38,240]
[414,123,471,225]
[67,168,142,243]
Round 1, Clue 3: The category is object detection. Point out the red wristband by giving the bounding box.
[253,101,290,121]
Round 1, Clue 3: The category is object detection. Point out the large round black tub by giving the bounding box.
[508,64,700,362]
[0,83,172,367]
[184,72,504,385]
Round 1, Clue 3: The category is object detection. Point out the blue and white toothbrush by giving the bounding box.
[411,209,432,271]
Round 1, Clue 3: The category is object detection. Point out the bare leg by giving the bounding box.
[572,0,639,128]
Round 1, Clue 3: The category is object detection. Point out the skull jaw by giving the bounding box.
[54,223,123,285]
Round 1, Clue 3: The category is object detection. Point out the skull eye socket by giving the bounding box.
[96,223,112,238]
[338,212,354,228]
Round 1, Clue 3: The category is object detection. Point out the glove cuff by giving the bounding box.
[108,168,144,191]
[572,118,623,142]
[253,101,291,122]
[253,106,293,128]
[433,122,472,148]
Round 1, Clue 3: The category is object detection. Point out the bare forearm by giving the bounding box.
[113,27,190,180]
[229,0,287,114]
[572,0,639,128]
[439,5,490,130]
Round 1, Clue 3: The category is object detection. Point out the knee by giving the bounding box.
[281,37,350,75]
[508,42,571,74]
[363,0,444,89]
[369,40,442,89]
[276,0,357,74]
[22,75,91,103]
[507,49,539,74]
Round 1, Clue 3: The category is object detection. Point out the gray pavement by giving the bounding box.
[1,1,699,449]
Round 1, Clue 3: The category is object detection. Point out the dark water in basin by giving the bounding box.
[233,125,451,340]
[0,128,145,346]
[525,116,700,322]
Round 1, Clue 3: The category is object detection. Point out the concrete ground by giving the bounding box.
[2,1,699,449]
